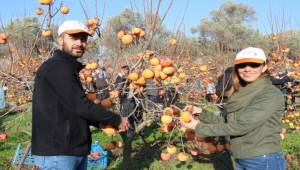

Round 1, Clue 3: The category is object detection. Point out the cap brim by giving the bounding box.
[64,29,91,36]
[234,58,265,65]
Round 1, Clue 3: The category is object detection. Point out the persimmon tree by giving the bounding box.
[0,1,299,169]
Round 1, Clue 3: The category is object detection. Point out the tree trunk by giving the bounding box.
[120,131,135,170]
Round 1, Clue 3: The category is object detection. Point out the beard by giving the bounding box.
[62,44,86,58]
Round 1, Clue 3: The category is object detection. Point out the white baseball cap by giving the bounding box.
[58,20,90,36]
[235,47,267,65]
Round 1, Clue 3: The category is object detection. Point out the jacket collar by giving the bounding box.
[226,76,271,112]
[53,49,84,72]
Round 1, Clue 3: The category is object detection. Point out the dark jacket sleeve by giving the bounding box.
[270,75,291,85]
[44,61,121,128]
[115,76,125,90]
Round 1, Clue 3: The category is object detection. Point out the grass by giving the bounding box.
[1,107,300,170]
[0,109,31,169]
[91,124,216,170]
[280,131,300,170]
[281,131,300,156]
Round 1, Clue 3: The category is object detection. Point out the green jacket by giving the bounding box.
[195,76,285,159]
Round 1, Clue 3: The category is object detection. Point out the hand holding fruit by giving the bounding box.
[180,113,200,130]
[118,116,129,132]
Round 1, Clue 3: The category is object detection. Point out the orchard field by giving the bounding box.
[0,0,300,170]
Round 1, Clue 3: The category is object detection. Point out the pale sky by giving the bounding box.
[1,0,299,36]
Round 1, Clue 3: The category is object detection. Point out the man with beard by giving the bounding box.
[32,20,128,170]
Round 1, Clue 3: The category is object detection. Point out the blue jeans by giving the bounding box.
[235,152,286,170]
[34,155,87,170]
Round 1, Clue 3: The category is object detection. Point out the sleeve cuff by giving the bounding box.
[194,123,204,137]
[198,110,211,122]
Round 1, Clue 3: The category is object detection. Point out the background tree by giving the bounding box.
[191,1,263,60]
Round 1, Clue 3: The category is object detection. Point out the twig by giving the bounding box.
[0,103,30,119]
[78,0,90,20]
[135,118,153,133]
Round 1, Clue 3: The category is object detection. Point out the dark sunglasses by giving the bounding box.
[236,62,263,69]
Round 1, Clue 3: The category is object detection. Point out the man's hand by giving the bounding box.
[118,116,129,132]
